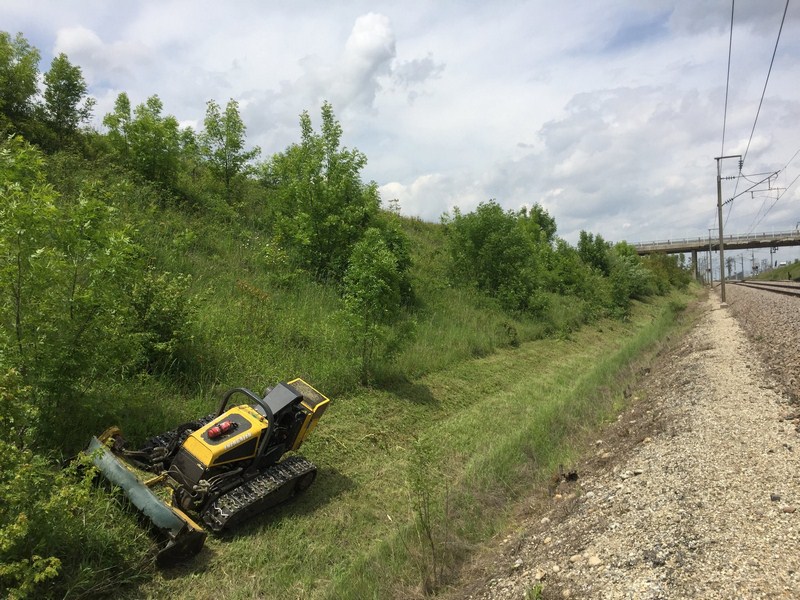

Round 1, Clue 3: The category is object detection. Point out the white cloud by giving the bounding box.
[338,13,396,109]
[54,26,153,86]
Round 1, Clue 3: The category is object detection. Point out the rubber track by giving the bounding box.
[201,455,315,532]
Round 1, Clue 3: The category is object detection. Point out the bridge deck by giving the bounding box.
[632,230,800,255]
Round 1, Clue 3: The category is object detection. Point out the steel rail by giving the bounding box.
[732,280,800,298]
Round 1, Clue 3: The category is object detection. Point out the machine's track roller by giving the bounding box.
[201,455,317,532]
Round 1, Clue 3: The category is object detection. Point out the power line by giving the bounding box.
[721,1,789,231]
[749,192,774,232]
[740,0,790,168]
[742,146,800,231]
[724,194,734,228]
[782,146,800,171]
[723,170,779,207]
[750,171,800,230]
[740,171,777,184]
[720,0,735,155]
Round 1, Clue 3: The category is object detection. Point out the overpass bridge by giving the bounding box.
[631,229,800,255]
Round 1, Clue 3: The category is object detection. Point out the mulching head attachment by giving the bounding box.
[87,434,207,566]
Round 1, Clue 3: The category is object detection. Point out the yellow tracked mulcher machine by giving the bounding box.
[87,378,329,565]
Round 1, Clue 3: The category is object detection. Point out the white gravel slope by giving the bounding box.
[465,290,800,600]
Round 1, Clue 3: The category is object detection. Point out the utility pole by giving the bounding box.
[715,154,741,304]
[707,228,714,285]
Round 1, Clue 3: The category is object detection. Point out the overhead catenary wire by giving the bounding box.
[749,192,776,232]
[782,146,800,172]
[740,0,789,168]
[724,171,779,207]
[720,0,735,156]
[750,170,800,231]
[719,0,736,229]
[725,0,789,227]
[745,145,800,232]
[724,195,734,228]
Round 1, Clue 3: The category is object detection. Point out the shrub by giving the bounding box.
[442,200,554,313]
[0,444,148,599]
[0,369,147,600]
[129,269,196,376]
[342,228,411,383]
[264,101,380,281]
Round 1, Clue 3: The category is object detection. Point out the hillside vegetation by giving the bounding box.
[753,259,799,281]
[0,31,694,599]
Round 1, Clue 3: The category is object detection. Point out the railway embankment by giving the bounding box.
[447,286,800,599]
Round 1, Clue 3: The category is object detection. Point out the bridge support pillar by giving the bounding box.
[692,250,699,281]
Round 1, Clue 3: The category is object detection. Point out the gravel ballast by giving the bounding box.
[450,286,800,599]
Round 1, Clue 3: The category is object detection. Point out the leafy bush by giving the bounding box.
[0,444,148,599]
[442,200,555,313]
[129,269,196,376]
[264,101,381,281]
[642,252,692,292]
[343,228,411,383]
[545,239,611,318]
[0,369,147,600]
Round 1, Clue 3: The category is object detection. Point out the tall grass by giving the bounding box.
[323,293,696,599]
[55,195,701,599]
[106,207,569,440]
[5,132,699,599]
[136,289,699,599]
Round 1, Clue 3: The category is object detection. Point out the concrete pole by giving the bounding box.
[708,228,714,285]
[716,160,726,303]
[714,154,741,306]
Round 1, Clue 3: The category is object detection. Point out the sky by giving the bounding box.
[4,0,800,264]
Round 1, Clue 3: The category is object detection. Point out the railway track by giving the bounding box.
[732,279,800,298]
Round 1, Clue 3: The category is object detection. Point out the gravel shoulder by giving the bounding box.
[445,287,800,599]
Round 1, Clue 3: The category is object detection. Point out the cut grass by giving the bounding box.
[134,288,699,600]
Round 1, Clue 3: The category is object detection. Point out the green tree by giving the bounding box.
[609,242,657,303]
[641,252,691,293]
[0,32,40,129]
[128,95,180,186]
[342,228,405,383]
[519,203,557,245]
[102,92,131,159]
[103,94,180,187]
[200,98,260,202]
[0,137,58,363]
[42,53,95,146]
[265,101,380,280]
[0,137,139,444]
[442,200,553,312]
[577,230,611,276]
[175,125,214,209]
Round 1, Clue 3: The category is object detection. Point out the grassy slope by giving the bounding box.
[84,204,701,598]
[753,260,799,281]
[104,213,553,447]
[136,288,698,599]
